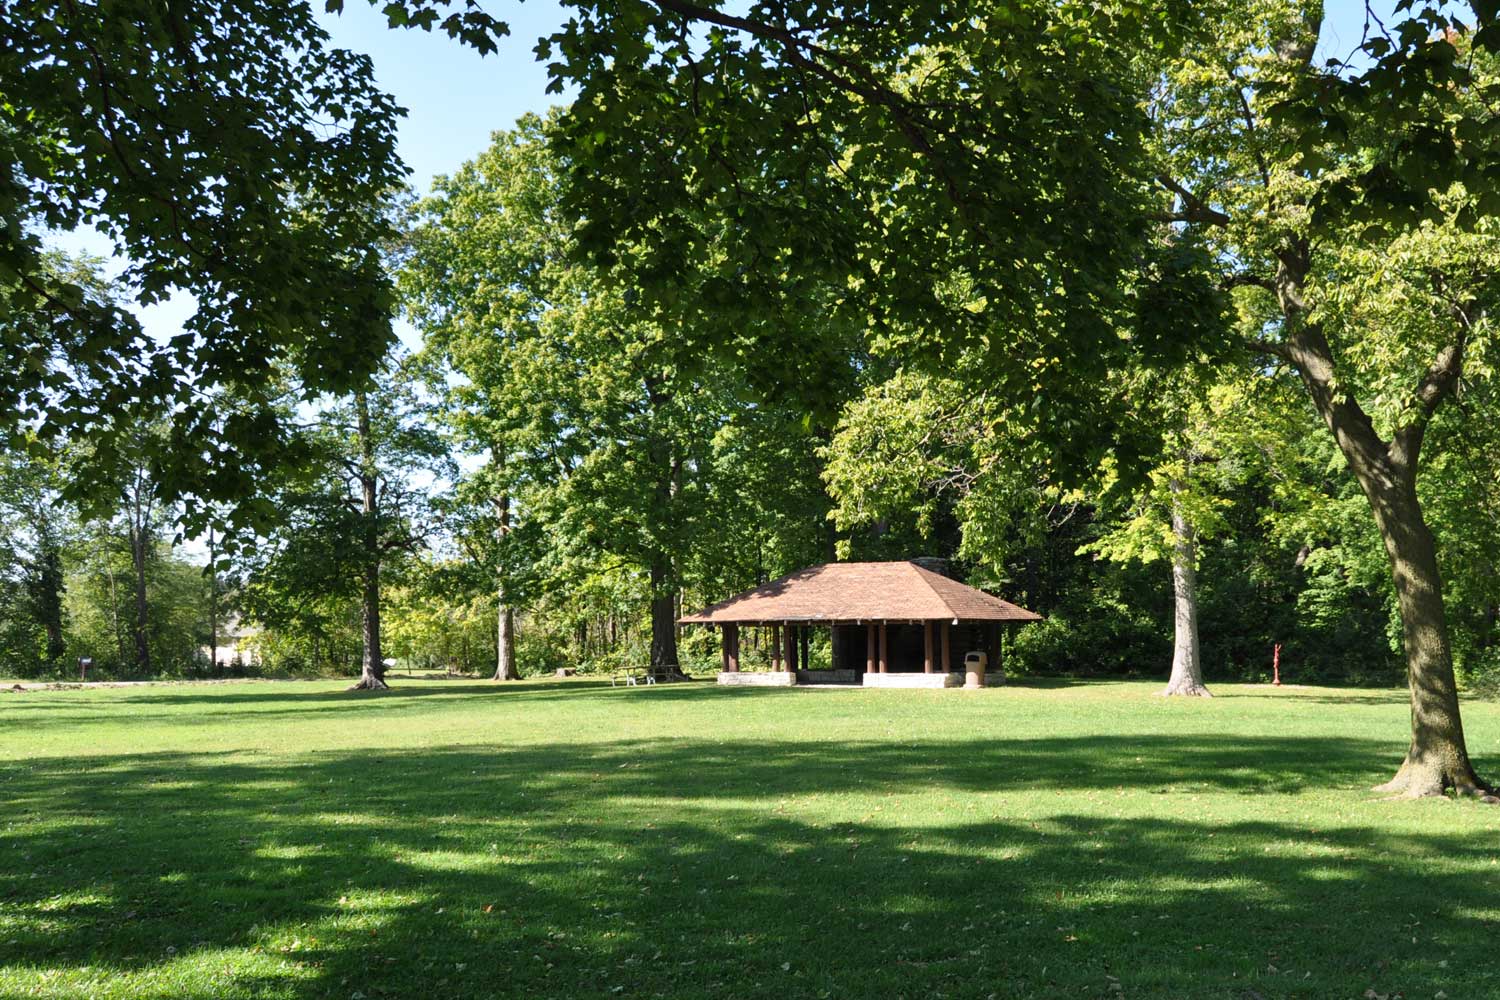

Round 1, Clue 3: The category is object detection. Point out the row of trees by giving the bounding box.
[0,432,232,677]
[5,0,1499,798]
[11,114,1496,704]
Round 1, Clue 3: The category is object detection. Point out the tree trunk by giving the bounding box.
[1362,470,1485,797]
[642,386,687,679]
[351,557,387,690]
[493,490,520,680]
[128,523,150,674]
[1162,482,1210,697]
[208,524,220,678]
[349,389,388,692]
[495,604,519,681]
[34,547,65,664]
[1275,253,1486,796]
[649,557,685,678]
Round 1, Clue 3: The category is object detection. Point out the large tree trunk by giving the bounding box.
[349,389,388,692]
[1276,255,1487,797]
[34,545,65,664]
[1163,482,1210,697]
[649,557,685,679]
[1359,466,1484,797]
[352,559,387,690]
[640,375,688,681]
[495,603,519,681]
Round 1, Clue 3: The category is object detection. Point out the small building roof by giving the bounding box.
[679,561,1042,625]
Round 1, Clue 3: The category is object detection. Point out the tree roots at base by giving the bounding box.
[1160,682,1213,697]
[1373,759,1497,802]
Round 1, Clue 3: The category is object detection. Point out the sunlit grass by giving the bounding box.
[2,677,1498,998]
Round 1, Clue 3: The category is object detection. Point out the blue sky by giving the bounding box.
[50,0,1382,347]
[313,1,573,195]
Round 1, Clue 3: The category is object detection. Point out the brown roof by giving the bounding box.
[679,561,1042,625]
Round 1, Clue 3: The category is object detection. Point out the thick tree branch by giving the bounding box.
[1244,337,1289,361]
[1274,244,1394,484]
[1222,272,1275,292]
[1155,175,1231,227]
[1390,328,1468,475]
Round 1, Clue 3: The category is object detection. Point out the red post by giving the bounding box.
[1272,643,1282,686]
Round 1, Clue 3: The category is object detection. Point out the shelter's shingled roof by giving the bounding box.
[678,561,1042,625]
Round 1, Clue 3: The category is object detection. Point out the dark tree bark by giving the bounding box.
[640,372,690,680]
[495,603,518,680]
[349,389,388,692]
[1163,480,1210,697]
[649,556,686,678]
[126,505,151,675]
[207,524,220,677]
[27,540,65,664]
[353,556,386,690]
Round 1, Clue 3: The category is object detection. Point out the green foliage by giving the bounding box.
[57,527,210,679]
[1,3,406,517]
[0,441,70,673]
[1010,595,1169,678]
[403,115,847,666]
[15,0,1500,705]
[534,1,1236,475]
[239,354,445,678]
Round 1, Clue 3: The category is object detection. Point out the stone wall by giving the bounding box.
[796,669,859,686]
[861,671,962,689]
[717,671,796,687]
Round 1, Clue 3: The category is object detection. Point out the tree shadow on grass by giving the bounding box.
[1,678,982,734]
[0,678,1424,738]
[3,733,1497,999]
[0,679,720,731]
[1220,686,1413,707]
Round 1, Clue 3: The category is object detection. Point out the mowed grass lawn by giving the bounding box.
[3,678,1500,1000]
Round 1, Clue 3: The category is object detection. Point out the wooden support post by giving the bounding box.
[784,624,797,673]
[990,623,1005,684]
[726,624,740,672]
[878,621,888,673]
[940,620,952,673]
[720,627,731,673]
[866,623,876,674]
[800,626,810,672]
[771,624,782,671]
[923,621,934,674]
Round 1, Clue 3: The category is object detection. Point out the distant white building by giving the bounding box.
[203,613,261,669]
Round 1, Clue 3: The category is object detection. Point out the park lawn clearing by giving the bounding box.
[2,678,1499,1000]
